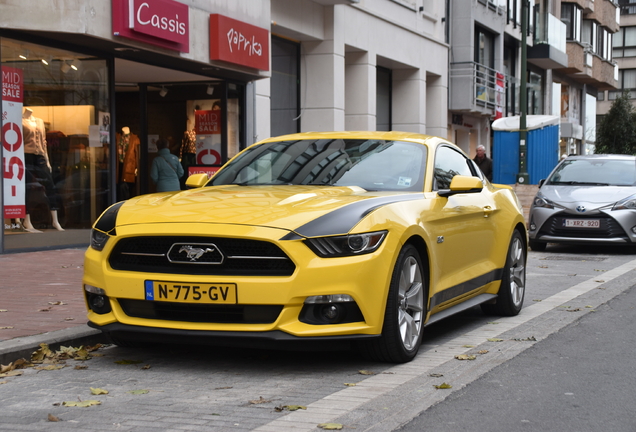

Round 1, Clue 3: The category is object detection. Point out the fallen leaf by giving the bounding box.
[62,400,101,407]
[127,389,149,395]
[0,309,7,312]
[434,383,452,389]
[0,370,23,377]
[565,308,581,312]
[478,350,489,354]
[512,336,537,341]
[585,305,594,308]
[455,354,476,361]
[487,321,499,325]
[538,265,548,268]
[0,326,14,329]
[34,365,65,371]
[318,423,343,430]
[47,413,60,422]
[249,396,271,404]
[39,307,52,312]
[281,405,306,411]
[214,386,233,390]
[64,318,75,321]
[487,338,504,342]
[90,387,109,395]
[141,364,151,370]
[462,344,475,348]
[533,299,542,302]
[344,383,356,387]
[74,365,88,370]
[114,359,143,365]
[0,380,7,385]
[48,301,67,305]
[358,370,375,375]
[428,373,444,378]
[595,280,605,283]
[594,269,606,272]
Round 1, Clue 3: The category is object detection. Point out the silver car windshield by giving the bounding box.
[547,158,636,186]
[210,139,428,191]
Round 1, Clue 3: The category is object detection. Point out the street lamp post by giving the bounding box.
[517,0,530,184]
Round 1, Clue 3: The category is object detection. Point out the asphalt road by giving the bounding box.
[398,275,636,432]
[1,245,635,431]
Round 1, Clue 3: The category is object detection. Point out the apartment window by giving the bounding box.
[376,67,392,131]
[619,0,636,15]
[613,27,636,58]
[597,27,611,60]
[610,70,636,100]
[582,20,597,52]
[561,3,582,42]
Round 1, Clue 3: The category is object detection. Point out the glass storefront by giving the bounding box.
[2,37,110,251]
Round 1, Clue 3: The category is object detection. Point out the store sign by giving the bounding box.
[112,0,189,53]
[194,109,222,166]
[1,66,26,219]
[209,14,269,71]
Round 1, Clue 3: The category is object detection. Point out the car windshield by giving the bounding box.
[209,139,428,191]
[546,158,636,187]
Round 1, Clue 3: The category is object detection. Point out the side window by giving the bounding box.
[433,146,476,190]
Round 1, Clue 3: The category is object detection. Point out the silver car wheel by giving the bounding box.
[507,235,526,307]
[397,256,424,351]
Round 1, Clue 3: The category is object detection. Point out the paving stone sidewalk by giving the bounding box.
[0,248,102,363]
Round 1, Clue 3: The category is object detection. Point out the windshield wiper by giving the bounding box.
[551,181,610,186]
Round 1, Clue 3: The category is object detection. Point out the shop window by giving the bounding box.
[2,37,110,251]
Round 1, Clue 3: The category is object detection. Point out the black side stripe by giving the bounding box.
[429,268,504,309]
[282,193,425,239]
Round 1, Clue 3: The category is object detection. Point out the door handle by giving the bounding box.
[483,206,493,217]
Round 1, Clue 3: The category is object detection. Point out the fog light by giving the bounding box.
[84,285,111,314]
[320,304,342,323]
[90,295,106,310]
[530,223,536,231]
[632,226,636,234]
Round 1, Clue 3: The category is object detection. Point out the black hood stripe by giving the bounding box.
[284,194,425,238]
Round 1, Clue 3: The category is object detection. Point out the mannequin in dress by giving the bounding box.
[115,126,140,200]
[22,107,64,232]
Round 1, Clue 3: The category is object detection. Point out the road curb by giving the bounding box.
[0,325,106,365]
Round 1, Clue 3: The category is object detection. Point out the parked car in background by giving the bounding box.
[528,154,636,251]
[84,131,527,363]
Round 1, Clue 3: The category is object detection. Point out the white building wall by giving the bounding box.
[268,0,449,138]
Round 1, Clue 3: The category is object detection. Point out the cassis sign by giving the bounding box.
[113,0,189,53]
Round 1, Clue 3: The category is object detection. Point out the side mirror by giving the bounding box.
[185,173,209,189]
[438,175,483,198]
[538,179,545,187]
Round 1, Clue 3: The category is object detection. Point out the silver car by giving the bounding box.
[528,154,636,251]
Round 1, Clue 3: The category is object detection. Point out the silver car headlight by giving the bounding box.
[533,192,561,210]
[613,194,636,211]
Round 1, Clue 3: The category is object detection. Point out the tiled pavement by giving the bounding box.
[0,248,102,363]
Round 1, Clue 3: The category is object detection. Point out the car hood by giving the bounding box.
[540,185,636,207]
[115,185,422,236]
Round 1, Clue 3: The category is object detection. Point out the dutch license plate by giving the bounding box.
[564,219,600,228]
[144,281,237,304]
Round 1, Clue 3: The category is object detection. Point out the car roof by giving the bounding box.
[258,131,450,147]
[564,154,636,161]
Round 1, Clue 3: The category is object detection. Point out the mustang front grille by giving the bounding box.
[109,236,295,276]
[118,299,283,324]
[538,215,627,239]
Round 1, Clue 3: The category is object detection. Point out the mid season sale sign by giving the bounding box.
[2,66,26,218]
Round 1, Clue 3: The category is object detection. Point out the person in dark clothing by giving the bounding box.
[473,144,493,181]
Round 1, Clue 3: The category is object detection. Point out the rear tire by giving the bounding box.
[358,244,426,363]
[481,230,526,316]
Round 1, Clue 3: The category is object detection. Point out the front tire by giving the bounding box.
[481,230,526,316]
[358,244,426,363]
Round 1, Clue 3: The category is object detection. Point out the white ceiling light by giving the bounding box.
[206,85,214,95]
[159,86,168,97]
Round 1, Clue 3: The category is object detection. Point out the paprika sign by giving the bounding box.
[210,14,269,71]
[1,66,26,218]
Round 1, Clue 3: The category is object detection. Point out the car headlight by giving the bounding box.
[613,194,636,210]
[532,192,560,210]
[304,231,387,258]
[90,201,125,251]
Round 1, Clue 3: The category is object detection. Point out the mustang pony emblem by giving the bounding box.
[179,245,216,261]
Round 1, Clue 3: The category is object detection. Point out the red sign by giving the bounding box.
[194,109,221,135]
[210,14,269,71]
[112,0,189,53]
[188,166,220,178]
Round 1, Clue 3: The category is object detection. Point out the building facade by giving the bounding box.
[1,0,448,253]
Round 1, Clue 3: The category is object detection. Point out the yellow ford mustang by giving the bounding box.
[84,131,527,363]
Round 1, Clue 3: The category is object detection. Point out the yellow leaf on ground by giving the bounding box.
[455,354,476,360]
[283,405,306,411]
[90,387,109,395]
[344,383,356,387]
[47,413,60,422]
[63,400,101,407]
[249,396,270,404]
[0,370,23,377]
[318,423,343,430]
[358,370,375,375]
[434,383,452,389]
[127,389,149,395]
[34,365,65,371]
[487,338,504,342]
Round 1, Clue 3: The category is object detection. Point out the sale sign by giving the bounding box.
[194,109,222,166]
[2,66,26,218]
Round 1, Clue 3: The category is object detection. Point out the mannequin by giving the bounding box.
[115,126,140,200]
[179,123,196,189]
[22,108,64,232]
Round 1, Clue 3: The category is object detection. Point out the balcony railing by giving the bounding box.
[534,13,566,52]
[450,62,508,111]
